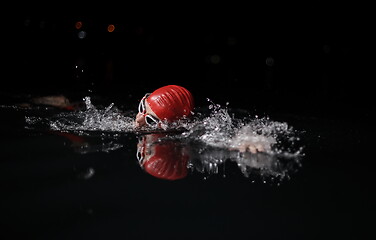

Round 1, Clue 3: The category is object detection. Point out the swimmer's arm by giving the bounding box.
[228,143,266,154]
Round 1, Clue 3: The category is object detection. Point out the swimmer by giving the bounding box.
[22,84,266,153]
[134,85,265,153]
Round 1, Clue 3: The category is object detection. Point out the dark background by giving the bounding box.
[0,6,374,240]
[2,6,372,120]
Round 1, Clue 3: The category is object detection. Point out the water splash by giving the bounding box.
[24,96,304,181]
[175,98,304,182]
[48,97,135,132]
[179,99,303,155]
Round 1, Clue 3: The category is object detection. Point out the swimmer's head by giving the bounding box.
[135,85,194,128]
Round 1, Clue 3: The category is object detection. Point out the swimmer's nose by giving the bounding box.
[135,112,146,128]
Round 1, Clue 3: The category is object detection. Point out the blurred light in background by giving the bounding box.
[75,21,83,30]
[266,57,275,67]
[23,18,31,27]
[78,30,87,39]
[107,24,115,33]
[323,44,331,54]
[39,21,46,29]
[210,54,221,64]
[227,36,237,46]
[205,54,221,64]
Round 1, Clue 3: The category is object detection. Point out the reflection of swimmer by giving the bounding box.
[136,133,299,181]
[135,85,265,153]
[137,133,189,180]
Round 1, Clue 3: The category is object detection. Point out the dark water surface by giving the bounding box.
[0,101,372,240]
[1,12,373,239]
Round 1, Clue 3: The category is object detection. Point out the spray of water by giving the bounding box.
[25,96,304,181]
[179,99,303,156]
[173,98,304,181]
[48,97,135,132]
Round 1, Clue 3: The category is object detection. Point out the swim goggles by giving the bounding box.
[138,93,161,127]
[136,141,145,164]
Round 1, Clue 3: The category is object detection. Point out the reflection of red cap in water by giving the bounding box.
[139,134,189,180]
[146,85,194,122]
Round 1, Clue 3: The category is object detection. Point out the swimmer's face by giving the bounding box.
[135,94,161,128]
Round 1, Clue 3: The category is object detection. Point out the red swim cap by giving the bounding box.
[146,85,194,122]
